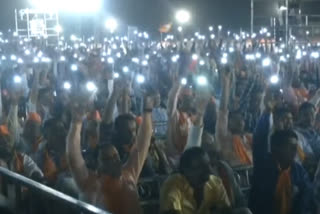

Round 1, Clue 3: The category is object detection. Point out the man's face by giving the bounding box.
[118,120,137,152]
[98,145,122,178]
[274,113,293,131]
[299,107,315,128]
[186,153,212,188]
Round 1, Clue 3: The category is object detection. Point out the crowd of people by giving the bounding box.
[0,25,319,214]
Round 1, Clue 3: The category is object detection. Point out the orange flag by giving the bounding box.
[159,23,172,33]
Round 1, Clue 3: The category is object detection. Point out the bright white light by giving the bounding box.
[223,53,228,58]
[60,56,66,61]
[311,52,319,59]
[13,75,22,84]
[210,34,215,39]
[105,18,118,33]
[192,54,198,61]
[175,9,191,24]
[306,31,310,35]
[71,64,78,71]
[280,6,287,11]
[63,82,71,90]
[296,50,302,60]
[41,57,51,63]
[172,56,178,63]
[33,57,40,63]
[218,25,222,30]
[55,25,63,33]
[1,56,6,60]
[116,52,121,58]
[113,72,120,78]
[229,47,234,53]
[29,0,102,13]
[17,58,24,64]
[280,56,286,62]
[209,26,213,31]
[262,58,271,67]
[136,74,145,84]
[270,75,279,84]
[303,51,307,56]
[107,57,114,64]
[197,76,208,86]
[86,81,97,92]
[142,60,148,66]
[245,54,255,61]
[177,26,183,32]
[181,78,187,85]
[132,58,139,64]
[24,50,31,55]
[101,58,105,62]
[70,35,77,41]
[251,33,257,38]
[221,57,228,64]
[235,35,240,40]
[199,60,205,66]
[10,55,17,61]
[123,66,129,73]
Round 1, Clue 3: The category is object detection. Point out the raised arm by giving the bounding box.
[167,82,181,118]
[102,80,123,124]
[215,69,232,151]
[29,66,40,110]
[184,90,210,150]
[66,106,90,191]
[7,90,22,147]
[123,96,154,184]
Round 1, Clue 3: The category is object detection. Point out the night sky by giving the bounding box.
[1,0,320,34]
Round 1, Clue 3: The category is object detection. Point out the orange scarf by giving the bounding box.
[13,151,24,174]
[232,135,252,165]
[297,145,305,162]
[274,167,292,214]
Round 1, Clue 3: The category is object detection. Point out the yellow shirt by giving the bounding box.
[160,174,231,214]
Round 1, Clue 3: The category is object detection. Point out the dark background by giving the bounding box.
[1,0,320,34]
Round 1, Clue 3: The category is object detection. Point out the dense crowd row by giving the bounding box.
[0,27,319,214]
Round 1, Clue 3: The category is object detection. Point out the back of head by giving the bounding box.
[270,129,297,152]
[179,147,206,173]
[299,102,315,114]
[114,114,135,132]
[273,106,291,119]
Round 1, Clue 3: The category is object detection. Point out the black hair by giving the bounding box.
[273,106,292,119]
[38,87,53,99]
[299,102,315,114]
[114,114,136,132]
[42,117,65,138]
[270,129,298,151]
[179,147,206,173]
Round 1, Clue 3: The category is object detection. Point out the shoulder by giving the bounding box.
[161,174,186,192]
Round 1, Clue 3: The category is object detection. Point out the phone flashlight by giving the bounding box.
[229,47,234,53]
[116,52,121,58]
[41,57,51,63]
[199,60,205,66]
[221,57,228,64]
[197,75,208,86]
[123,66,129,73]
[37,51,43,58]
[270,75,279,84]
[172,56,178,63]
[181,78,187,86]
[86,81,98,92]
[255,53,261,59]
[60,56,66,62]
[17,58,23,64]
[24,50,31,56]
[63,81,71,90]
[280,56,286,62]
[33,57,40,63]
[132,58,139,64]
[192,54,198,61]
[71,64,78,71]
[136,74,145,84]
[10,55,17,61]
[1,56,6,60]
[142,60,148,66]
[113,72,120,78]
[210,34,215,39]
[311,52,319,59]
[245,54,255,61]
[262,58,271,67]
[13,75,22,84]
[296,50,302,60]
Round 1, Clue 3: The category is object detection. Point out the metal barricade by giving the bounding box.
[0,167,110,214]
[233,165,253,194]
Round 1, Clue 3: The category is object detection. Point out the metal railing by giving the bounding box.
[0,167,110,214]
